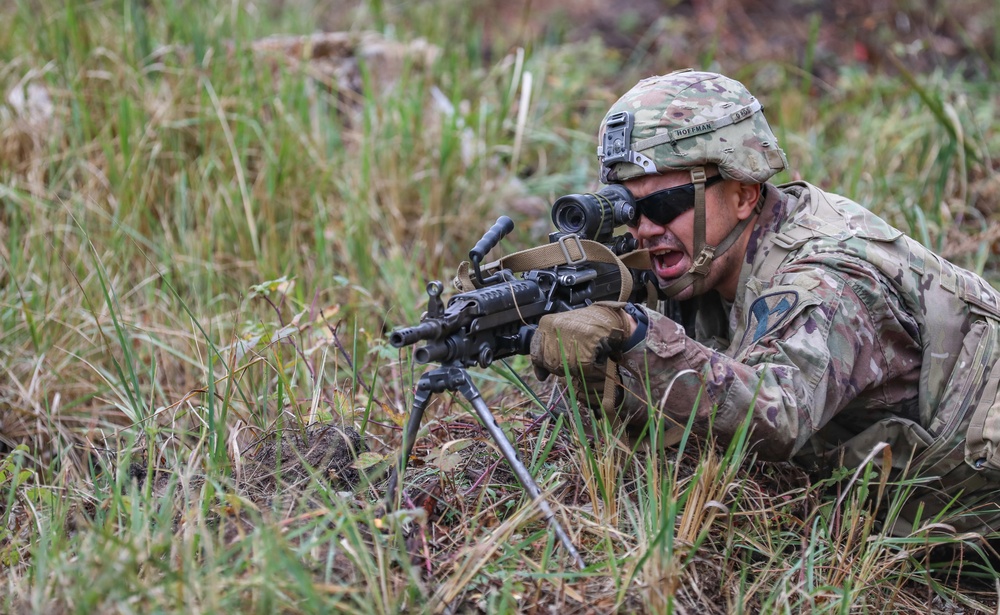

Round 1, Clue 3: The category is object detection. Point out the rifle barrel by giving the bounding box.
[388,321,445,348]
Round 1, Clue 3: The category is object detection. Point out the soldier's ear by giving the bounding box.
[734,182,761,220]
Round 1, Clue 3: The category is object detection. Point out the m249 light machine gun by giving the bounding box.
[386,185,655,569]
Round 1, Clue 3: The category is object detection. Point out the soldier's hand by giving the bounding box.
[530,302,635,409]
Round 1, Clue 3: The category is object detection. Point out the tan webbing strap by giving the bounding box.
[601,362,619,416]
[644,279,659,309]
[452,237,652,415]
[501,239,634,300]
[660,181,765,298]
[618,248,660,308]
[453,238,649,302]
[690,167,709,296]
[620,249,652,270]
[691,167,707,260]
[454,260,477,291]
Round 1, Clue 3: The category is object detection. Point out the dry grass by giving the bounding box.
[2,0,1000,613]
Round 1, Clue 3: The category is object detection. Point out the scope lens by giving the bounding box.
[552,195,591,234]
[551,184,636,243]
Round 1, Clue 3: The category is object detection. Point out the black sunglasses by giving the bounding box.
[630,174,725,226]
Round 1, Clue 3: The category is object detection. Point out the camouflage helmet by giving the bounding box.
[597,70,787,184]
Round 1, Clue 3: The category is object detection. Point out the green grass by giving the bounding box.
[3,0,1000,612]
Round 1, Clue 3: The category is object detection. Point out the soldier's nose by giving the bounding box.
[635,214,667,241]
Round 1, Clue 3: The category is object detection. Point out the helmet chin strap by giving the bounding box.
[660,167,761,298]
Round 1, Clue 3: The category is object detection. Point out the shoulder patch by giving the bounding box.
[747,291,799,344]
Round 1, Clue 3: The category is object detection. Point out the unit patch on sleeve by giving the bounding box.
[746,291,799,344]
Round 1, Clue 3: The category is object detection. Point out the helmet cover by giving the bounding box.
[598,70,787,184]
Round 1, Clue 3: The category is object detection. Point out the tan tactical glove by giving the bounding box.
[530,301,634,411]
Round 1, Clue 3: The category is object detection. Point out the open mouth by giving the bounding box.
[651,250,687,279]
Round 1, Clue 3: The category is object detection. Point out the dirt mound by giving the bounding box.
[241,423,366,499]
[117,423,366,509]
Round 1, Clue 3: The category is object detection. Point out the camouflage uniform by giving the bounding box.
[594,71,1000,535]
[618,181,1000,535]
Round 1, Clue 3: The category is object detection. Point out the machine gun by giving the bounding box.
[385,184,658,569]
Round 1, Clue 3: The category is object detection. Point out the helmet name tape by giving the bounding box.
[633,98,763,152]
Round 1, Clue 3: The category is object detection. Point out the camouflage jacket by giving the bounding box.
[619,181,1000,534]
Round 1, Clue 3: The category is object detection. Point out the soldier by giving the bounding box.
[529,70,1000,535]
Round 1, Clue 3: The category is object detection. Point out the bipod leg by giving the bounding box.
[454,371,586,570]
[385,375,434,508]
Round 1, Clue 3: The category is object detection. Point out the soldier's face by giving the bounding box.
[624,169,750,301]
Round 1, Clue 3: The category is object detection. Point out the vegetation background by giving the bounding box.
[2,0,999,612]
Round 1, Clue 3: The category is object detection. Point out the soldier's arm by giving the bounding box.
[618,260,920,460]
